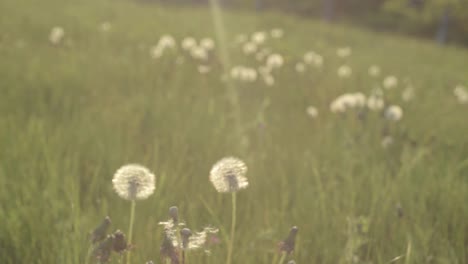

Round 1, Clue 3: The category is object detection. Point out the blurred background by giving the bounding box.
[143,0,468,46]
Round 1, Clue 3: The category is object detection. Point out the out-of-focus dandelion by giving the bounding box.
[263,74,275,86]
[381,136,394,148]
[306,106,318,118]
[337,47,352,58]
[99,22,112,32]
[90,216,111,244]
[49,26,65,45]
[230,66,257,82]
[367,95,385,111]
[243,42,257,55]
[266,53,284,69]
[384,105,403,121]
[383,76,398,89]
[190,46,208,61]
[150,45,164,59]
[200,37,215,51]
[278,226,299,263]
[337,65,352,78]
[287,261,296,264]
[454,85,468,104]
[181,37,197,51]
[158,35,176,50]
[368,65,381,77]
[330,93,366,113]
[295,62,306,73]
[198,65,211,74]
[252,31,267,45]
[271,28,284,39]
[402,85,415,102]
[112,164,155,264]
[209,157,248,264]
[303,51,323,68]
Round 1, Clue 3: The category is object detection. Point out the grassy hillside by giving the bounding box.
[0,0,467,263]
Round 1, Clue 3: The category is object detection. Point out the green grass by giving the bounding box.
[0,0,467,263]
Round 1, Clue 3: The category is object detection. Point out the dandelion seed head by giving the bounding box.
[266,53,284,69]
[209,157,248,193]
[112,164,155,201]
[242,42,257,55]
[337,65,352,78]
[306,106,318,118]
[303,51,323,67]
[295,62,306,73]
[368,65,381,77]
[383,76,398,89]
[190,46,208,60]
[49,26,65,45]
[454,85,468,104]
[402,86,415,102]
[200,38,215,50]
[158,35,176,49]
[251,31,267,45]
[181,37,197,50]
[367,95,385,111]
[384,105,403,121]
[270,28,284,39]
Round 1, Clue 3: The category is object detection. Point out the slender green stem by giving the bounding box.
[84,244,93,264]
[278,252,287,264]
[226,192,237,264]
[126,201,136,264]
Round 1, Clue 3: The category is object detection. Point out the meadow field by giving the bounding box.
[0,0,467,263]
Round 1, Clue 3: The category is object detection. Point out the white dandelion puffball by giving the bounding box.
[181,37,197,50]
[210,157,248,193]
[266,53,284,69]
[251,31,267,45]
[384,105,403,121]
[150,45,164,59]
[263,74,275,86]
[303,51,323,67]
[367,95,385,111]
[271,28,284,39]
[306,106,318,118]
[402,86,415,102]
[49,26,65,45]
[112,164,156,201]
[336,47,352,58]
[158,35,176,49]
[368,65,381,77]
[454,85,468,104]
[200,38,215,50]
[190,46,208,61]
[383,76,398,89]
[242,42,257,55]
[337,65,352,78]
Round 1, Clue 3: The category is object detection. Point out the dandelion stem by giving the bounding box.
[278,252,287,264]
[226,192,237,264]
[126,201,136,264]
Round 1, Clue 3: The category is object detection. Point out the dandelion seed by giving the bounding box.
[181,37,197,50]
[209,157,248,193]
[337,65,352,78]
[383,76,398,89]
[49,26,64,45]
[181,227,219,251]
[384,105,403,121]
[337,47,352,58]
[306,106,318,118]
[270,28,284,39]
[90,216,111,244]
[112,164,155,201]
[368,65,381,77]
